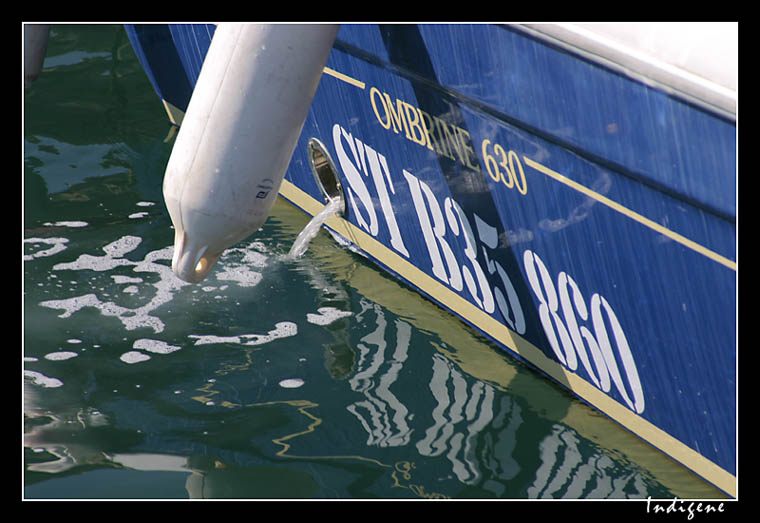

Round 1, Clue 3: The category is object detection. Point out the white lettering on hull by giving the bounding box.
[331,122,644,414]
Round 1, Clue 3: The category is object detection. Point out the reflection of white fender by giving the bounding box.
[24,24,50,88]
[164,23,339,282]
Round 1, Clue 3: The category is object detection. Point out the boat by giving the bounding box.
[123,23,737,497]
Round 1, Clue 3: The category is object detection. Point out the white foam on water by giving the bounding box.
[279,378,305,388]
[44,351,78,361]
[43,221,88,228]
[224,244,269,268]
[52,236,142,272]
[102,236,143,258]
[23,237,69,260]
[307,306,353,326]
[214,266,262,287]
[241,250,268,268]
[210,243,268,287]
[40,293,167,333]
[53,254,131,272]
[189,321,297,346]
[120,351,151,364]
[112,275,143,284]
[133,339,182,354]
[40,241,185,333]
[247,241,269,253]
[30,231,294,374]
[188,334,240,345]
[24,370,63,388]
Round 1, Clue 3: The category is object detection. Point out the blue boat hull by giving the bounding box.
[125,23,737,496]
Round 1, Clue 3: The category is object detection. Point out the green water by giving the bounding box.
[23,24,723,500]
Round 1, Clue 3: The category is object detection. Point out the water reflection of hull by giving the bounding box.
[124,23,736,496]
[24,199,719,498]
[21,291,668,499]
[341,301,663,498]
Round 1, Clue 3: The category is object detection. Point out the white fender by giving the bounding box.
[164,23,339,283]
[24,24,50,88]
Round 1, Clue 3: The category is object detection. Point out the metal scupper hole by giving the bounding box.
[308,138,346,216]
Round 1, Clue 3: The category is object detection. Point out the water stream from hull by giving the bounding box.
[287,197,343,259]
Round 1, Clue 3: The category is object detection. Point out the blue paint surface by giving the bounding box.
[125,23,736,490]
